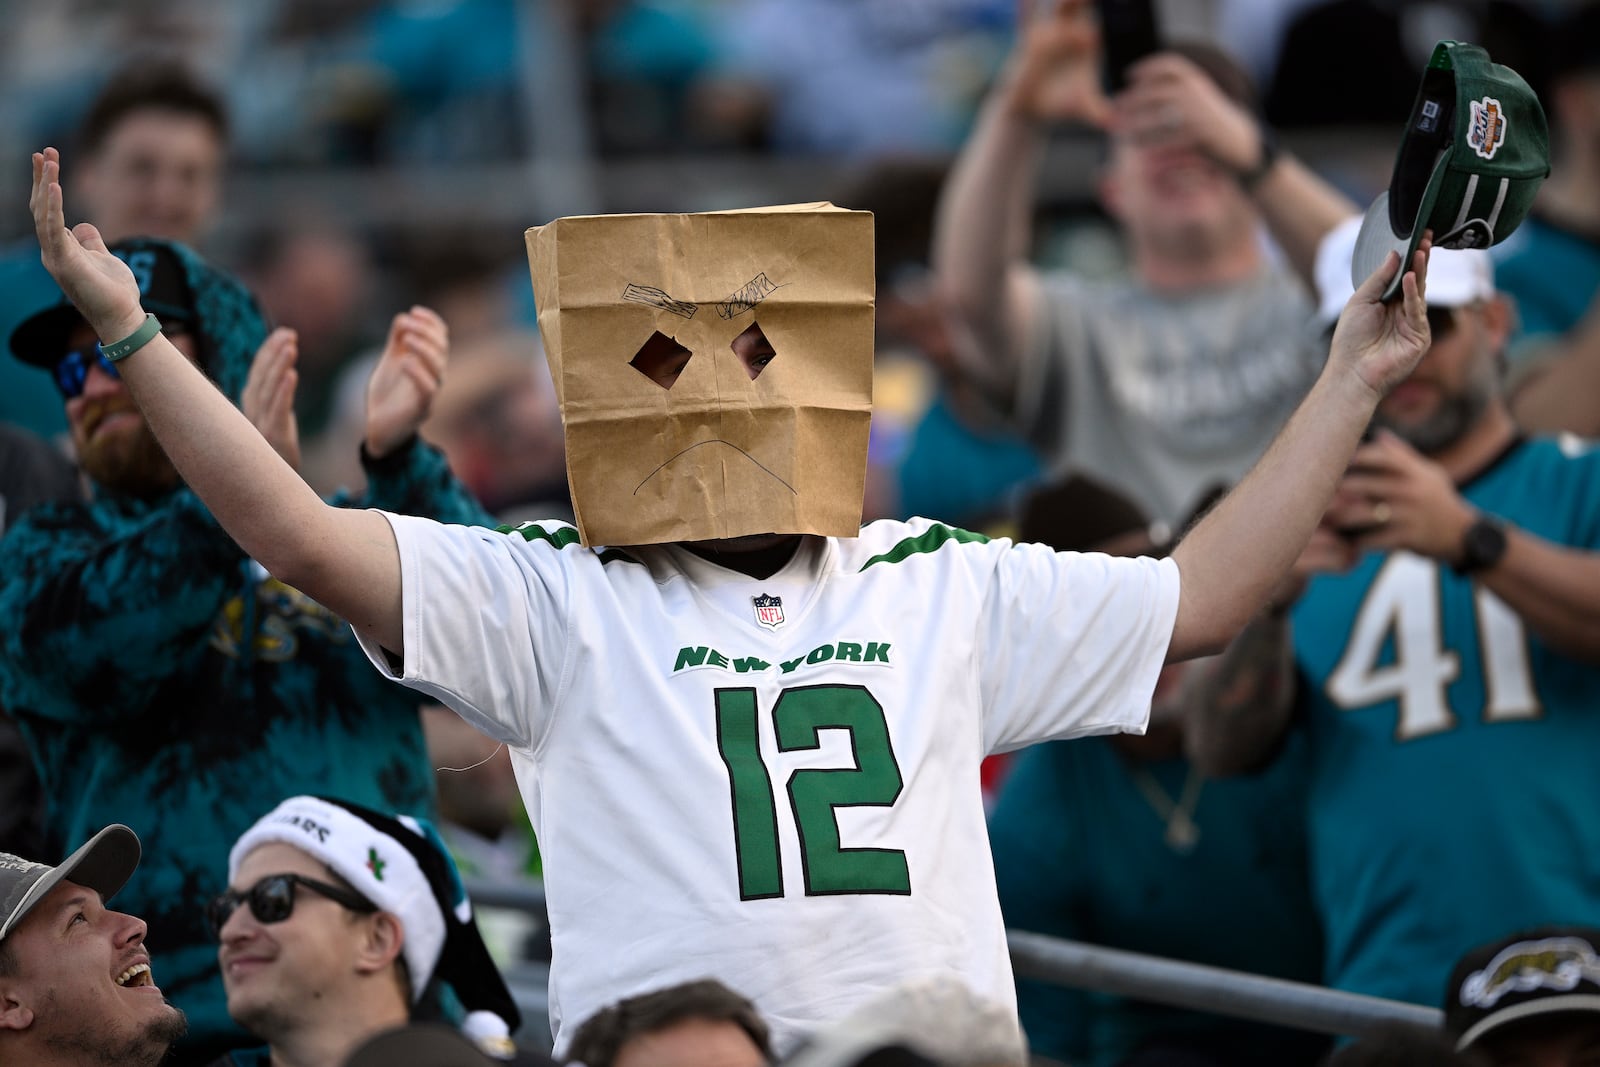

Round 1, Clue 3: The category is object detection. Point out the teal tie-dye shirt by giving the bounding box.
[0,239,496,1064]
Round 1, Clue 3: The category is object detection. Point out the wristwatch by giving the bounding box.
[1452,515,1508,575]
[1239,123,1281,189]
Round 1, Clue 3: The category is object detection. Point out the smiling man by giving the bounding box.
[209,796,519,1067]
[0,824,186,1067]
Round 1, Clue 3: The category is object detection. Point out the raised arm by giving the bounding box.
[30,148,406,655]
[932,0,1109,400]
[1166,243,1433,661]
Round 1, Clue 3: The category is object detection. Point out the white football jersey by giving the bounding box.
[357,515,1180,1052]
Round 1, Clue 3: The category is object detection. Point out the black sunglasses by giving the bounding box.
[51,324,190,399]
[53,343,121,399]
[206,873,376,938]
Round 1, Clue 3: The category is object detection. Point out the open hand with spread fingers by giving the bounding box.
[364,305,451,459]
[30,148,146,342]
[242,327,303,472]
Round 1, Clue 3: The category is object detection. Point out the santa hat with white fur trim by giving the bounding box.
[229,795,521,1058]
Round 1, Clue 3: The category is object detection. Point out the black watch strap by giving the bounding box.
[1452,516,1508,575]
[360,434,419,476]
[1239,123,1281,189]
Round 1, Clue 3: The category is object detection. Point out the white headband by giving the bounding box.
[229,796,447,999]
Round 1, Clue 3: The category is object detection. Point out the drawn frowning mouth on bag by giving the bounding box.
[624,274,792,496]
[633,440,796,496]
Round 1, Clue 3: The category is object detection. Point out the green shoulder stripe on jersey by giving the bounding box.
[496,522,582,548]
[493,522,640,565]
[858,524,991,572]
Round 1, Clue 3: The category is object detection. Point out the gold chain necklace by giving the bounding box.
[1128,764,1206,853]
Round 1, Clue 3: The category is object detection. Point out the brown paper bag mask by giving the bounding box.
[526,203,874,546]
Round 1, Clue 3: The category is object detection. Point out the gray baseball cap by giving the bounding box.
[0,825,141,942]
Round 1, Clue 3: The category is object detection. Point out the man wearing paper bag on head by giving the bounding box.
[527,205,873,548]
[26,169,1434,1054]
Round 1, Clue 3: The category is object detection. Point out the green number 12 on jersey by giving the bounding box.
[715,684,911,899]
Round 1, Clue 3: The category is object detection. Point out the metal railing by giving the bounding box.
[1008,930,1442,1038]
[462,877,1444,1042]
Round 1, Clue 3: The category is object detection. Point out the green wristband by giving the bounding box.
[99,313,162,362]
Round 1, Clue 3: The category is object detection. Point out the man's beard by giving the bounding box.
[41,998,186,1067]
[1372,363,1495,456]
[74,399,180,499]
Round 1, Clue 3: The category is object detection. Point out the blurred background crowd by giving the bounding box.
[2,0,1579,531]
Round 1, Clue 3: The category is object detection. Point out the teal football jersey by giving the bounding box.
[1293,436,1600,1008]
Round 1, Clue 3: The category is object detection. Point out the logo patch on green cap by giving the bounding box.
[1468,97,1506,159]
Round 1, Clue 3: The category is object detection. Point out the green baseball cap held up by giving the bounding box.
[1352,40,1550,299]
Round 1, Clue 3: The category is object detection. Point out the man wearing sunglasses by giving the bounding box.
[1185,217,1600,1014]
[9,244,203,500]
[0,236,496,1066]
[206,795,520,1067]
[0,824,188,1067]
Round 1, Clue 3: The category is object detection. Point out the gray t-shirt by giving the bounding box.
[1015,265,1323,525]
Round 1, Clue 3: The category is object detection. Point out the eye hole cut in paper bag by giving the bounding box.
[526,204,875,547]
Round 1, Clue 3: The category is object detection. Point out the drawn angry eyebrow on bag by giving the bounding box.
[623,284,698,319]
[717,273,782,319]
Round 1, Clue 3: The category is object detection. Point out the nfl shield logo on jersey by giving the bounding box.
[752,593,785,631]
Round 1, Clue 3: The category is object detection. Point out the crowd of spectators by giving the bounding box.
[1,0,1599,1065]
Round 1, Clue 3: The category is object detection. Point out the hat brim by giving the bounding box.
[8,298,194,371]
[0,825,140,940]
[1352,150,1451,302]
[8,303,87,369]
[1456,994,1600,1050]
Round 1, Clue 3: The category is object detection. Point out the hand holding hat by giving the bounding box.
[1328,239,1433,402]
